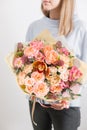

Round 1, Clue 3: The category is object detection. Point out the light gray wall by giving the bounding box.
[0,0,87,130]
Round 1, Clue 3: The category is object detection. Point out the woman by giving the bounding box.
[26,0,87,130]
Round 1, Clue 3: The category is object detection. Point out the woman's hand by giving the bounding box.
[50,102,65,110]
[50,101,69,110]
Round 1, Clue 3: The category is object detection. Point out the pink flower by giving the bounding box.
[21,55,29,64]
[31,71,45,82]
[53,59,64,66]
[35,52,45,61]
[11,39,84,104]
[30,40,44,50]
[69,66,82,81]
[56,41,62,48]
[24,46,38,58]
[62,91,71,98]
[59,47,70,56]
[70,84,80,95]
[17,42,23,51]
[13,57,23,68]
[33,81,49,98]
[60,81,70,89]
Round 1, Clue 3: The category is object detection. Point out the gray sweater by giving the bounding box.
[25,15,87,107]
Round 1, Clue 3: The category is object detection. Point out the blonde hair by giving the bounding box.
[41,0,75,36]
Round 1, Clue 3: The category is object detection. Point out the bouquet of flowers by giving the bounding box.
[6,30,87,107]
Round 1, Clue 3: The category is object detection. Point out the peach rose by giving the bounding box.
[23,64,33,74]
[58,65,68,74]
[60,70,69,82]
[50,85,62,93]
[24,76,35,87]
[31,71,45,82]
[43,45,53,55]
[49,66,57,74]
[33,81,49,98]
[46,74,60,86]
[24,77,35,94]
[45,50,58,64]
[24,46,38,58]
[17,71,26,85]
[25,86,33,94]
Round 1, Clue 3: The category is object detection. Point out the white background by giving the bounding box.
[0,0,87,130]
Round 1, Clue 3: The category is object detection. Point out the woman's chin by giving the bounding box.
[43,5,51,11]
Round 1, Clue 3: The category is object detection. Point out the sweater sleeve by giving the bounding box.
[81,30,87,63]
[81,28,87,87]
[25,23,34,42]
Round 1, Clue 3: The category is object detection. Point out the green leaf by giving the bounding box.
[15,51,23,57]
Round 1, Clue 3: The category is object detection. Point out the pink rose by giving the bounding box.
[62,91,71,98]
[35,52,45,61]
[69,66,82,81]
[60,81,70,89]
[30,40,44,50]
[60,47,70,56]
[70,84,80,95]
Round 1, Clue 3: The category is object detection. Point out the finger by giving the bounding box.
[40,103,51,108]
[50,104,64,110]
[51,103,63,107]
[50,105,64,110]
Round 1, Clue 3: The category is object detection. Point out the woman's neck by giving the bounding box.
[49,4,61,20]
[49,10,60,20]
